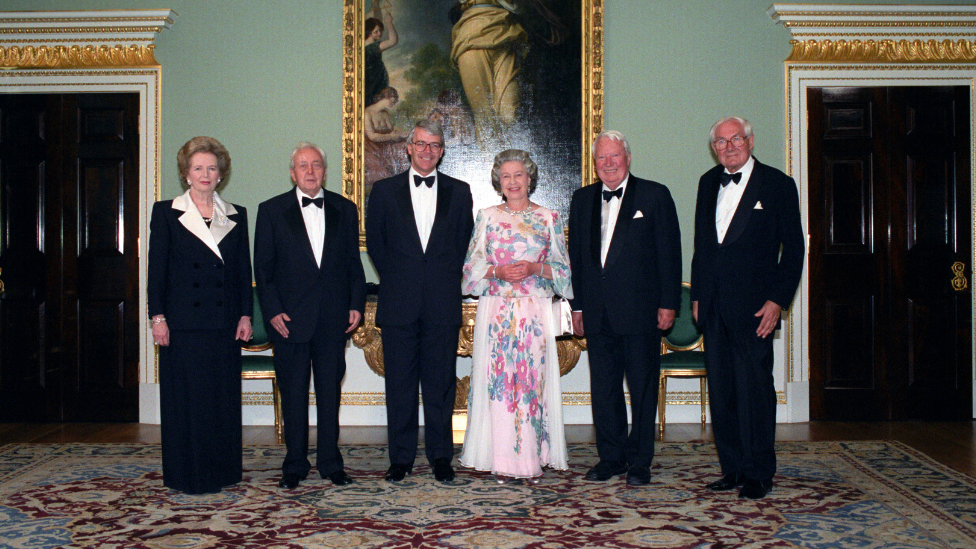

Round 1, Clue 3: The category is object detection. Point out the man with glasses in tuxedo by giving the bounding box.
[691,116,804,499]
[365,119,474,484]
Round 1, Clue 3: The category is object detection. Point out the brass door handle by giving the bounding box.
[951,261,968,291]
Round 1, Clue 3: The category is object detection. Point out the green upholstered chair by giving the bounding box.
[241,285,282,442]
[658,282,707,438]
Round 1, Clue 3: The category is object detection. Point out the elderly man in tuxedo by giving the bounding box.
[365,119,474,483]
[254,142,366,489]
[567,130,682,486]
[691,116,804,499]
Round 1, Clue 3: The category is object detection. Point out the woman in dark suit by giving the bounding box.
[148,136,253,494]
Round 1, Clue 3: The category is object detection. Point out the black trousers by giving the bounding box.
[702,307,777,481]
[273,323,348,478]
[382,320,459,467]
[586,312,660,468]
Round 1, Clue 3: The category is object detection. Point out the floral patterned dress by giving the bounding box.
[460,204,573,478]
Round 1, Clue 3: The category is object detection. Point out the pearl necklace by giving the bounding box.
[501,203,534,216]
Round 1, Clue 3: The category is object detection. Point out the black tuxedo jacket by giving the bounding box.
[690,158,805,327]
[365,170,473,326]
[567,174,682,335]
[147,199,253,330]
[253,189,366,344]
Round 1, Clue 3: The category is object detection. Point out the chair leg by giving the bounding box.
[700,377,707,426]
[271,377,283,443]
[658,375,667,439]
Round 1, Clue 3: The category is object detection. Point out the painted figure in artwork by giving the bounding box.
[365,1,399,109]
[450,0,567,145]
[365,87,409,190]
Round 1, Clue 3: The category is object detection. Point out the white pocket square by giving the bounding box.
[754,201,763,210]
[633,210,644,219]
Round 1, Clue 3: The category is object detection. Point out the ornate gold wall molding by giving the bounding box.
[0,44,158,68]
[0,10,175,69]
[352,301,584,379]
[770,4,976,65]
[787,38,976,63]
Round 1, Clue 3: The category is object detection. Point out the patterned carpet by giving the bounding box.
[1,441,974,548]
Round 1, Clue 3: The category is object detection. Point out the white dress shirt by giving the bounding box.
[601,175,629,266]
[409,168,438,251]
[716,155,755,244]
[297,186,326,267]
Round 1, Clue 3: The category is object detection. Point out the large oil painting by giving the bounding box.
[342,0,604,244]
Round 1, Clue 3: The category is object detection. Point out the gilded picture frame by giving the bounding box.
[342,0,604,247]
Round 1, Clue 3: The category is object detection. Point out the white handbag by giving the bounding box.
[551,296,573,336]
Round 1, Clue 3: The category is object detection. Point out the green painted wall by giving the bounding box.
[3,0,957,281]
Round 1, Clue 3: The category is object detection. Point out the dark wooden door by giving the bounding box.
[0,93,140,422]
[808,86,972,420]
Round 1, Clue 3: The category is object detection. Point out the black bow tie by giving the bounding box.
[603,187,623,202]
[302,196,324,208]
[719,172,743,187]
[414,175,435,188]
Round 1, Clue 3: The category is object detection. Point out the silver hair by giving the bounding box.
[290,142,327,170]
[709,116,754,143]
[591,130,631,157]
[407,118,445,144]
[490,149,539,197]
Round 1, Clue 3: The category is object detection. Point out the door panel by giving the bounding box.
[809,87,889,419]
[825,156,871,252]
[70,94,140,421]
[898,87,972,420]
[0,95,50,420]
[825,297,875,390]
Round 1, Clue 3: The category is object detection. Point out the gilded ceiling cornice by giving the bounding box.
[0,44,158,68]
[0,10,175,69]
[769,4,976,64]
[788,38,976,63]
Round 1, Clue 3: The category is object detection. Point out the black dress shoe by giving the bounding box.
[584,460,628,481]
[433,458,455,482]
[705,473,744,491]
[323,470,353,486]
[385,463,411,482]
[278,473,302,489]
[738,478,773,499]
[626,465,651,486]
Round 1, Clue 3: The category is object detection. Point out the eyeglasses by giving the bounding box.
[713,135,747,150]
[411,140,443,152]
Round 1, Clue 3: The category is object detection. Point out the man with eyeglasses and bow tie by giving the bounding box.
[691,116,804,499]
[366,119,474,484]
[567,130,682,486]
[254,142,366,490]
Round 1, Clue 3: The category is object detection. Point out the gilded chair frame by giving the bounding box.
[658,282,707,437]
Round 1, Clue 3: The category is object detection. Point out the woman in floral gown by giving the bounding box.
[460,149,573,483]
